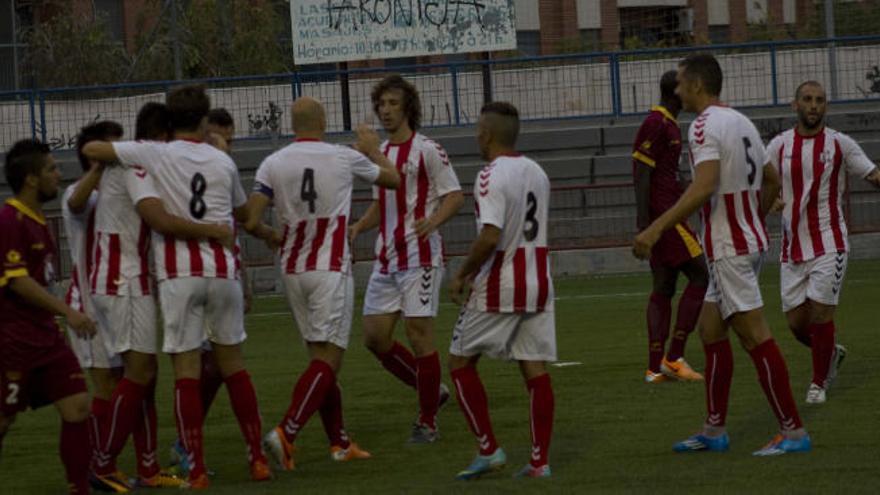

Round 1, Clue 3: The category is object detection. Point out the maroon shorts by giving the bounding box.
[0,339,87,416]
[650,223,703,269]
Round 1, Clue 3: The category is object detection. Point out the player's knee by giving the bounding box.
[652,278,676,298]
[363,331,391,354]
[59,394,91,423]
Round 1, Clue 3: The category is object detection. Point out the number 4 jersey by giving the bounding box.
[688,105,769,261]
[468,154,554,313]
[112,140,246,281]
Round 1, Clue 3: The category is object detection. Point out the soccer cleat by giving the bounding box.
[89,471,132,493]
[439,383,451,409]
[455,448,507,480]
[661,357,704,382]
[644,370,669,383]
[168,439,190,476]
[263,426,296,471]
[250,459,272,481]
[752,433,812,456]
[514,464,551,478]
[330,442,372,461]
[806,383,826,404]
[672,433,730,452]
[826,344,847,387]
[183,473,210,490]
[408,422,439,444]
[134,470,187,488]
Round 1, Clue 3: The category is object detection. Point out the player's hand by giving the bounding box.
[264,229,283,251]
[414,218,437,239]
[212,224,235,249]
[354,124,381,155]
[67,310,97,339]
[632,227,660,260]
[449,274,467,305]
[770,197,785,213]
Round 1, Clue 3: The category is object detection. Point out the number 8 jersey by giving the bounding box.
[688,105,769,261]
[468,154,554,313]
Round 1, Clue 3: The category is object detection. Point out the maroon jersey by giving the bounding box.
[632,105,684,219]
[0,198,63,348]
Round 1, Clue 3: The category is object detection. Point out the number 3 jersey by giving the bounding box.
[253,139,380,274]
[113,140,246,281]
[688,105,769,261]
[468,154,553,313]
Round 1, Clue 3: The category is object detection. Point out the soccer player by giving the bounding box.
[448,102,555,479]
[76,103,231,491]
[633,70,708,383]
[0,139,97,494]
[250,97,400,470]
[633,53,811,456]
[63,121,125,479]
[206,107,235,153]
[83,85,276,488]
[349,75,464,443]
[767,80,880,404]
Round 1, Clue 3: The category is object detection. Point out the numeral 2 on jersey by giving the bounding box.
[523,191,539,241]
[301,168,318,213]
[743,137,757,186]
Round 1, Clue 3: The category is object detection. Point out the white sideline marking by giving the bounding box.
[552,361,583,368]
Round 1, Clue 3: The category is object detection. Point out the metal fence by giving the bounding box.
[3,36,880,151]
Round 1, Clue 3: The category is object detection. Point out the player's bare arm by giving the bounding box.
[634,161,653,230]
[239,197,281,249]
[67,161,104,213]
[354,123,401,189]
[81,140,117,163]
[449,224,502,305]
[633,160,719,259]
[136,197,234,247]
[7,276,96,338]
[415,190,464,239]
[350,200,381,244]
[759,162,782,217]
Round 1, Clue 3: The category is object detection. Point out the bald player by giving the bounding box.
[250,98,400,471]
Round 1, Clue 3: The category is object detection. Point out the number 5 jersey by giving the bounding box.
[469,153,553,313]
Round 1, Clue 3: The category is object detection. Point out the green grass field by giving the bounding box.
[3,260,880,494]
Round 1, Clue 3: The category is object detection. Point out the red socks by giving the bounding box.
[749,339,803,432]
[88,398,110,470]
[224,370,266,464]
[174,378,206,480]
[94,378,146,476]
[647,292,672,372]
[667,284,706,361]
[451,366,498,456]
[61,419,91,494]
[527,374,554,468]
[375,341,417,389]
[319,382,350,449]
[416,352,441,429]
[809,321,835,387]
[132,378,159,479]
[280,360,335,444]
[703,340,733,428]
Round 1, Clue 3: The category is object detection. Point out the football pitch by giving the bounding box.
[3,260,880,494]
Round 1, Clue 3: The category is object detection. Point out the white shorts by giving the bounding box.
[781,252,847,312]
[92,293,158,355]
[705,252,765,320]
[67,326,122,369]
[363,266,444,318]
[159,278,246,354]
[450,309,557,361]
[282,271,353,349]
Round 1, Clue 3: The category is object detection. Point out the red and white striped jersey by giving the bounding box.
[467,154,554,313]
[767,127,876,263]
[254,139,381,274]
[61,183,97,311]
[372,132,461,274]
[113,140,247,281]
[90,164,158,296]
[688,105,769,261]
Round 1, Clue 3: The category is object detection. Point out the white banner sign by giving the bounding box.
[290,0,517,65]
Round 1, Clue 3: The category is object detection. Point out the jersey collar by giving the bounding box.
[652,105,677,123]
[6,198,46,225]
[793,125,825,139]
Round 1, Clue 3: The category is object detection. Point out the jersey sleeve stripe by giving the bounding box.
[632,150,656,167]
[829,139,846,252]
[806,131,826,258]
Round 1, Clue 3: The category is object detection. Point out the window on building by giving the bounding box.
[94,0,125,42]
[517,30,540,56]
[579,29,600,52]
[619,7,689,48]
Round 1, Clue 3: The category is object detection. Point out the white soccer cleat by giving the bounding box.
[805,383,826,404]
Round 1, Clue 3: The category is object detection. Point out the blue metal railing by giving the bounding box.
[2,35,880,150]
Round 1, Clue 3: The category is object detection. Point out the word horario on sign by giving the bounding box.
[290,0,516,65]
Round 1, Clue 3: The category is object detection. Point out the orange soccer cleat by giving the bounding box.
[330,442,372,462]
[661,357,704,381]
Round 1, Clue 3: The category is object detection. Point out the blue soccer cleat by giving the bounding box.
[168,439,192,477]
[752,433,812,456]
[514,464,551,478]
[455,448,507,480]
[673,432,730,452]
